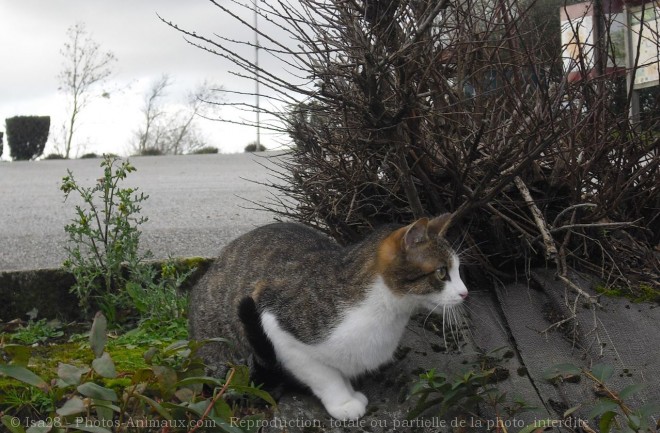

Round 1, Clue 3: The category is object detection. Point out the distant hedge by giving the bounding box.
[0,131,4,158]
[190,146,219,154]
[244,142,266,152]
[5,116,50,161]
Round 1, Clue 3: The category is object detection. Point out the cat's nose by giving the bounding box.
[460,291,468,299]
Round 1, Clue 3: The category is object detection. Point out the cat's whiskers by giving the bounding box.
[441,304,449,349]
[453,304,471,347]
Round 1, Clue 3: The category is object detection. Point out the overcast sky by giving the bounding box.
[0,0,284,158]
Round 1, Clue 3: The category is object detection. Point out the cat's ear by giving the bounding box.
[427,213,453,238]
[402,217,429,250]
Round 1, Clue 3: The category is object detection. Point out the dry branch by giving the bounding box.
[165,0,660,294]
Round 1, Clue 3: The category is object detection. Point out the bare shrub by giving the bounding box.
[165,0,659,292]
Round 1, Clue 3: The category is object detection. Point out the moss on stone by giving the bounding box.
[595,284,660,304]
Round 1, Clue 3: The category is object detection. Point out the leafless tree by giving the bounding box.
[164,0,659,294]
[57,22,116,159]
[134,74,172,154]
[131,77,220,155]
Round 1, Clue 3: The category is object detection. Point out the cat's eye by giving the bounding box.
[435,266,449,281]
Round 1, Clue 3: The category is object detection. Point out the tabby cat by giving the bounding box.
[188,214,468,420]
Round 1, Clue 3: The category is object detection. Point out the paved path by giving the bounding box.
[0,153,280,271]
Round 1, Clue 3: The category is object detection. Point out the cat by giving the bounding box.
[188,214,468,420]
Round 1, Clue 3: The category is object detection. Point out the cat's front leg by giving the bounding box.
[282,352,368,420]
[304,363,368,420]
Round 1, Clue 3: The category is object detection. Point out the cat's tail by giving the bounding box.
[238,296,306,397]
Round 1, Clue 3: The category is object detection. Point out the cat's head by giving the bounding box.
[377,214,468,309]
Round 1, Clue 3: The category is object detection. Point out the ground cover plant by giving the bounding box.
[1,313,275,433]
[407,354,659,433]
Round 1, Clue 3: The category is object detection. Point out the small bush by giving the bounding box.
[79,152,99,159]
[5,116,50,161]
[139,147,164,156]
[190,146,219,154]
[244,141,266,152]
[0,131,3,158]
[43,153,66,160]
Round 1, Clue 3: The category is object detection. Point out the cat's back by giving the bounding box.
[219,222,340,276]
[188,222,341,371]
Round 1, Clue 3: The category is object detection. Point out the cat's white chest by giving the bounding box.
[312,276,414,377]
[261,277,415,378]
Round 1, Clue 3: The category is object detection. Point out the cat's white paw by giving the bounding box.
[353,391,368,406]
[325,396,367,420]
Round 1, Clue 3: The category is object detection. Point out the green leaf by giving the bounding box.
[591,364,614,382]
[153,365,178,396]
[626,414,641,431]
[638,402,660,419]
[174,388,195,403]
[0,364,50,391]
[56,396,87,416]
[229,365,251,387]
[64,424,112,433]
[57,363,90,387]
[187,399,211,417]
[563,405,581,418]
[3,344,31,366]
[213,397,234,421]
[205,416,245,433]
[25,425,52,433]
[89,312,108,358]
[135,394,173,420]
[542,363,581,381]
[92,352,116,378]
[619,383,645,400]
[599,411,617,433]
[176,376,226,388]
[77,382,117,402]
[1,415,27,433]
[143,347,158,364]
[588,398,619,419]
[163,340,189,354]
[231,385,277,407]
[94,401,114,425]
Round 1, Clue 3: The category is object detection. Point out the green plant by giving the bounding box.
[61,155,149,316]
[125,260,192,322]
[1,312,275,433]
[114,316,189,347]
[408,347,538,430]
[544,363,660,433]
[10,319,64,345]
[5,116,50,161]
[408,367,497,419]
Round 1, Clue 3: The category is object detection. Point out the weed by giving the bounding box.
[544,363,660,433]
[61,155,148,317]
[61,156,191,326]
[408,347,536,423]
[9,319,64,346]
[1,312,275,433]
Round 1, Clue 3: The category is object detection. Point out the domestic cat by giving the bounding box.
[188,214,468,420]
